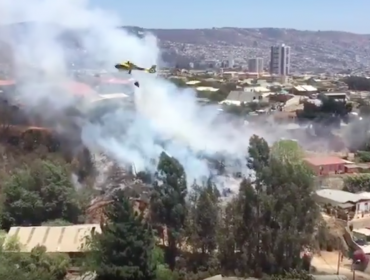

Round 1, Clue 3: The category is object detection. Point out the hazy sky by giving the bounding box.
[90,0,369,33]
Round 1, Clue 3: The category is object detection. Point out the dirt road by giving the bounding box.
[312,251,370,279]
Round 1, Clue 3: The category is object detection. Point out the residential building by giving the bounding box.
[304,156,350,175]
[291,85,317,95]
[314,189,370,220]
[324,92,347,101]
[220,90,260,106]
[227,58,235,68]
[3,224,100,253]
[270,44,291,76]
[248,58,264,73]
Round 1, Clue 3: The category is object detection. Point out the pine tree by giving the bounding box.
[93,189,156,280]
[150,152,187,270]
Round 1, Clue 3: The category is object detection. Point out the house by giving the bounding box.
[186,80,201,85]
[195,86,219,92]
[244,86,270,93]
[314,189,370,220]
[291,85,317,95]
[3,224,100,256]
[304,156,349,175]
[220,90,260,106]
[306,77,323,86]
[324,92,347,101]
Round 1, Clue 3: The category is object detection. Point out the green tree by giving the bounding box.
[344,76,370,91]
[150,152,188,270]
[89,189,156,280]
[297,93,352,132]
[41,219,73,226]
[234,178,259,276]
[271,139,305,162]
[189,179,220,254]
[344,174,370,192]
[20,246,70,280]
[217,197,238,274]
[247,135,270,173]
[345,118,370,152]
[230,135,319,276]
[0,159,81,230]
[0,241,69,280]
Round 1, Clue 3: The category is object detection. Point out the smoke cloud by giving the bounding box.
[0,0,264,185]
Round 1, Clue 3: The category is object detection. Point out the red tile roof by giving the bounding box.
[304,156,346,166]
[100,78,132,84]
[65,82,95,96]
[0,80,15,86]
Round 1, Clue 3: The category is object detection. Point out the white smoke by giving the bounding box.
[0,0,260,184]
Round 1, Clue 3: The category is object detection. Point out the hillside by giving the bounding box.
[137,27,370,45]
[123,26,370,71]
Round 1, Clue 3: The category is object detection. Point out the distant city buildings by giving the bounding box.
[270,44,291,76]
[227,58,235,68]
[248,58,264,73]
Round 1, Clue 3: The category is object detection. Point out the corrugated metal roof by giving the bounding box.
[353,228,370,236]
[294,85,317,91]
[4,224,101,252]
[226,91,258,103]
[301,85,317,91]
[316,189,366,204]
[196,86,219,92]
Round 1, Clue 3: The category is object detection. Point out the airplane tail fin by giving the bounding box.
[146,65,156,73]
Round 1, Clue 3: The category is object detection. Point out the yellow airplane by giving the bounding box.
[114,61,156,74]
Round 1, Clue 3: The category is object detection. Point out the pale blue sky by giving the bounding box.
[90,0,369,33]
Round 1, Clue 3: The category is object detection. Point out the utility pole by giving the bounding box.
[336,250,341,275]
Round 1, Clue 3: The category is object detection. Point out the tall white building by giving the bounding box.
[228,58,235,68]
[248,58,264,73]
[269,44,291,76]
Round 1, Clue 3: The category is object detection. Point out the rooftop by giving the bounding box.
[225,90,259,103]
[3,224,100,253]
[99,78,133,84]
[304,156,346,166]
[294,85,317,92]
[66,82,96,96]
[353,228,370,236]
[0,80,15,86]
[316,189,370,204]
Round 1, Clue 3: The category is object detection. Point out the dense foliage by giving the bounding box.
[0,135,324,280]
[344,76,370,91]
[297,93,352,131]
[0,159,83,230]
[89,189,156,280]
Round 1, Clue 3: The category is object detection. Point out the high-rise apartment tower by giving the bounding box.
[248,58,264,73]
[269,44,291,75]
